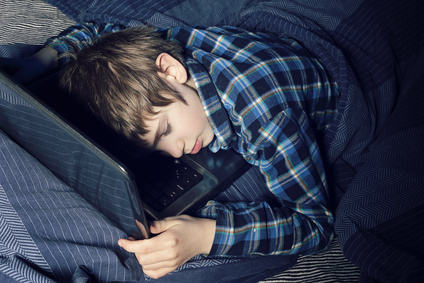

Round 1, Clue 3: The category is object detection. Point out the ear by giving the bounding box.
[155,53,188,84]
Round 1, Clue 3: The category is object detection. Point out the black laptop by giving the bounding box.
[0,70,250,238]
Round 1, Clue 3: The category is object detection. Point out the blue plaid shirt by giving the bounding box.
[46,23,339,257]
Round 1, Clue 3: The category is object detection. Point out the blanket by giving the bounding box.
[2,0,424,282]
[46,0,424,205]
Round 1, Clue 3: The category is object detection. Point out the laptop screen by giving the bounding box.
[0,70,149,238]
[1,69,250,237]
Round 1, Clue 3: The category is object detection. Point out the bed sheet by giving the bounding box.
[0,1,363,282]
[44,0,424,204]
[3,0,424,282]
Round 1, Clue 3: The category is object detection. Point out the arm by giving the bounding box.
[44,22,125,64]
[120,26,334,275]
[200,108,334,256]
[183,27,336,257]
[118,107,333,278]
[0,47,57,84]
[0,22,124,84]
[118,216,216,279]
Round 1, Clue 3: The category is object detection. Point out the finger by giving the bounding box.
[149,220,165,234]
[140,251,183,279]
[149,216,183,234]
[118,235,167,255]
[135,219,149,239]
[118,238,147,254]
[136,247,179,268]
[143,266,178,280]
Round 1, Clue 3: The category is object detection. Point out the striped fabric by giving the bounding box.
[215,166,360,283]
[44,23,338,257]
[0,1,360,281]
[0,0,361,282]
[0,63,278,282]
[0,127,142,282]
[260,239,361,283]
[6,0,423,282]
[0,72,144,236]
[0,0,75,45]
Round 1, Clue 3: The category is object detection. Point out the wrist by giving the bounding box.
[199,218,216,255]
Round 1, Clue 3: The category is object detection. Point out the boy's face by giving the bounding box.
[142,80,215,158]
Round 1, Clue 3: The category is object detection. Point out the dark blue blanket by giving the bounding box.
[45,2,424,281]
[2,0,423,282]
[47,0,424,201]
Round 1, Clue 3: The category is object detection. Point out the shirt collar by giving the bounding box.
[186,58,234,152]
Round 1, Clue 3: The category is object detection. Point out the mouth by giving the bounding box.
[189,138,202,154]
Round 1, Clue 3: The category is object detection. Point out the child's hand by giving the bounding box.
[118,215,216,279]
[0,47,57,84]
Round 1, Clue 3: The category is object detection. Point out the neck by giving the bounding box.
[186,76,197,90]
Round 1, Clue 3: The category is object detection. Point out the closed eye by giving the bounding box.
[153,120,171,149]
[161,123,172,137]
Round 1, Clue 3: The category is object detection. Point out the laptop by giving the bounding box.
[0,70,250,239]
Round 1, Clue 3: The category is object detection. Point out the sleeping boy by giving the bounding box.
[53,23,340,279]
[2,23,339,280]
[2,0,424,281]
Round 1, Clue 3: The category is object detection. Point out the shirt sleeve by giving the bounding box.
[187,27,336,257]
[198,107,334,256]
[44,22,124,64]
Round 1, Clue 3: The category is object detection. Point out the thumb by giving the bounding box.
[117,237,139,253]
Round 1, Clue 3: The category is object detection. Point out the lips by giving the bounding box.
[190,138,202,154]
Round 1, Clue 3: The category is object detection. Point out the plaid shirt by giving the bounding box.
[46,24,339,257]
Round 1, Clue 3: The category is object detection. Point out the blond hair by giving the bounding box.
[60,26,187,146]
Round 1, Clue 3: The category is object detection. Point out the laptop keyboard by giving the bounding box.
[140,157,204,211]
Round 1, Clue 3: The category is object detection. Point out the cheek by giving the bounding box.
[157,142,174,155]
[185,115,203,134]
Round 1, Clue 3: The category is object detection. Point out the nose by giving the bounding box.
[167,139,184,158]
[168,149,183,158]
